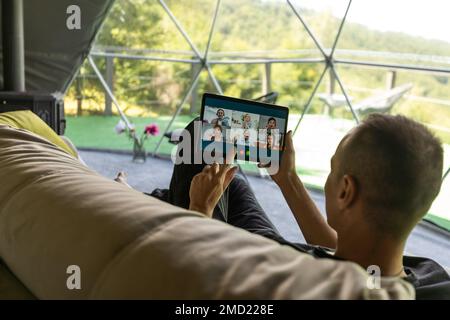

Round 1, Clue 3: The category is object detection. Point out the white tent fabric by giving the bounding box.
[0,0,115,93]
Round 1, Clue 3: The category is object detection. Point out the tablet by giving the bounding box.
[200,93,289,164]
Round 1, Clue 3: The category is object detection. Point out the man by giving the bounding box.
[149,114,450,299]
[211,108,230,127]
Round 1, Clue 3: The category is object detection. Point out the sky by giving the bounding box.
[285,0,450,44]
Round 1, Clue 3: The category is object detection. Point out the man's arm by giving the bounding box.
[278,171,337,248]
[264,131,337,249]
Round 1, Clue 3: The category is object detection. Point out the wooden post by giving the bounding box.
[262,63,272,94]
[76,74,83,116]
[386,70,397,89]
[189,61,201,114]
[104,56,114,116]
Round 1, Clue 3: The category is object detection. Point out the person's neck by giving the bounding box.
[334,225,406,277]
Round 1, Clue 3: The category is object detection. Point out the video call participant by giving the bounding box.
[211,108,230,127]
[266,133,274,150]
[265,117,277,131]
[242,114,255,129]
[265,133,283,150]
[231,129,254,147]
[210,124,223,142]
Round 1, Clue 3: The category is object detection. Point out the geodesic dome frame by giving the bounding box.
[87,0,450,169]
[0,0,115,92]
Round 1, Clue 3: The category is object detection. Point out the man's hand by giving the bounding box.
[259,130,296,186]
[189,162,238,217]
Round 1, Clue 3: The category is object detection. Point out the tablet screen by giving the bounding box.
[200,93,289,164]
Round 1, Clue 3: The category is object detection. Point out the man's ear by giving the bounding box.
[337,174,357,210]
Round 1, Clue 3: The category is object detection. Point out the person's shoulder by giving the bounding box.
[403,255,450,299]
[403,255,449,277]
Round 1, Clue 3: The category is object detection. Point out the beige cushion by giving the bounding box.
[0,125,414,299]
[0,260,35,300]
[0,110,77,158]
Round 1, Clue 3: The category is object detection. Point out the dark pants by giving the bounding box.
[150,119,287,244]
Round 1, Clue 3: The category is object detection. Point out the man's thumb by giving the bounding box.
[224,166,238,189]
[285,131,294,150]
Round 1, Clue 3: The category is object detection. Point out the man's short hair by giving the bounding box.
[338,114,443,237]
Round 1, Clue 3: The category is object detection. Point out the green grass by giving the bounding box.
[65,115,194,156]
[426,214,450,231]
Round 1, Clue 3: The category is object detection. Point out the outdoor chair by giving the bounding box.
[318,84,413,117]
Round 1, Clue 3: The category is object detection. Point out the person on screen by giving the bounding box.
[266,134,274,150]
[211,108,230,127]
[242,114,254,129]
[258,133,273,150]
[210,124,223,142]
[258,131,281,150]
[265,117,277,132]
[231,129,254,146]
[141,114,450,299]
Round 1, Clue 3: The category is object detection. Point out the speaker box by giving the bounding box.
[0,92,66,135]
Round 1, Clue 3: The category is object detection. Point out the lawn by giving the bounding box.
[65,115,194,156]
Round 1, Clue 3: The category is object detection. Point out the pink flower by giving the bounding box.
[144,123,159,136]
